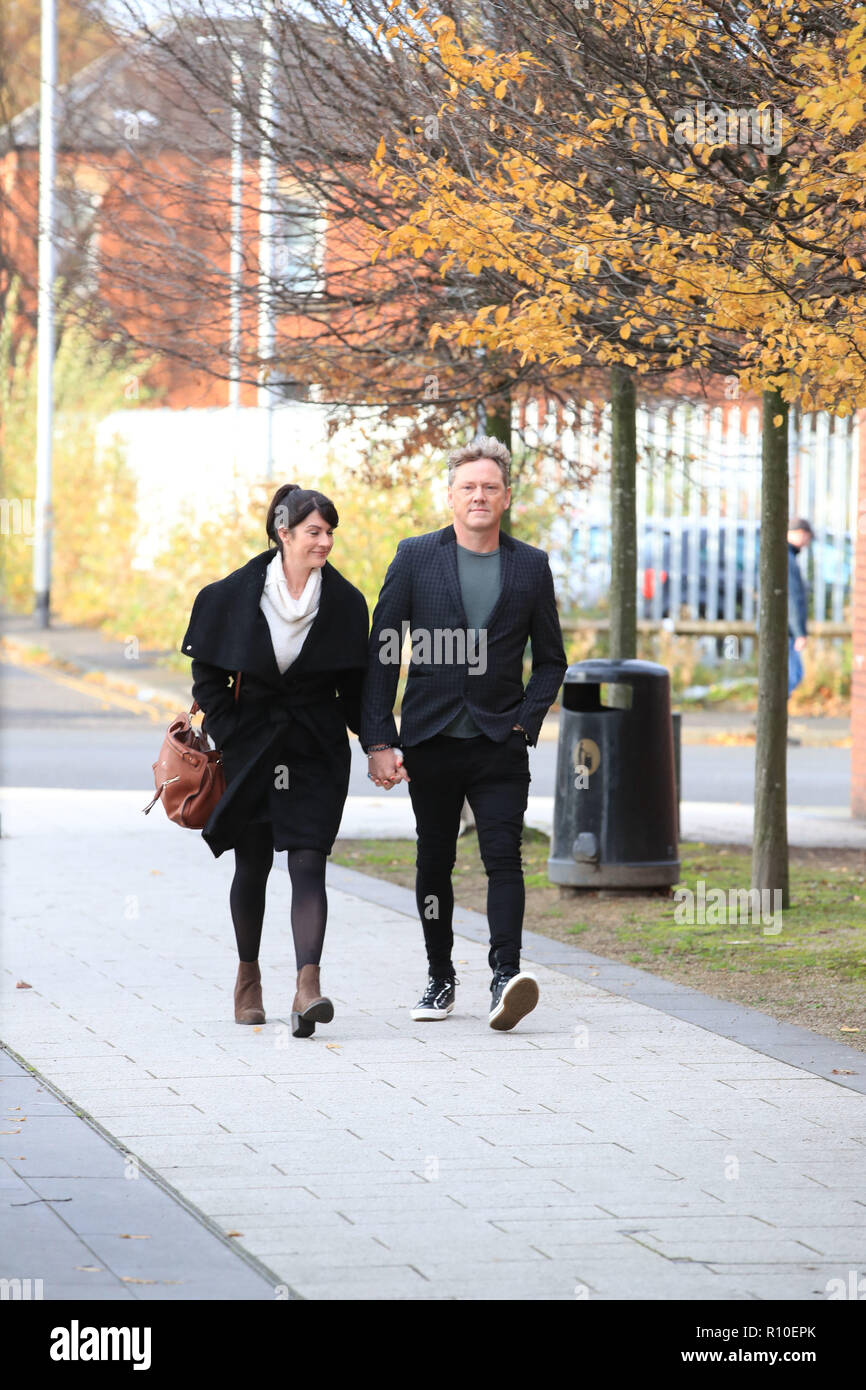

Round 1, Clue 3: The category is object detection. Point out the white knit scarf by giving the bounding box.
[259,551,322,674]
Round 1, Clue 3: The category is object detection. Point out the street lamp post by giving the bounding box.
[257,4,277,481]
[33,0,57,628]
[229,49,243,416]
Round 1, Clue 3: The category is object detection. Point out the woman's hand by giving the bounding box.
[368,749,409,790]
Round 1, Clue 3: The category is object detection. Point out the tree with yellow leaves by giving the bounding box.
[371,0,866,905]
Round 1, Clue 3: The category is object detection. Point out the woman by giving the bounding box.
[180,484,369,1037]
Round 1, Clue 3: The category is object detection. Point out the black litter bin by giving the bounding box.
[548,658,679,888]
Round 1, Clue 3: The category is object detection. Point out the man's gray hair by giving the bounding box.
[447,436,511,490]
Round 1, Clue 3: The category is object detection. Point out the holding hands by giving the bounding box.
[368,747,410,790]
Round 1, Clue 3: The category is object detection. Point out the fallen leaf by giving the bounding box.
[840,1026,861,1033]
[832,1069,855,1075]
[15,980,32,989]
[225,1230,243,1238]
[252,1026,262,1033]
[120,1277,156,1284]
[0,1130,21,1135]
[150,870,162,876]
[76,1266,102,1272]
[325,1043,342,1050]
[119,1234,151,1240]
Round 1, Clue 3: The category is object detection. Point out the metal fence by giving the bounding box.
[530,398,858,631]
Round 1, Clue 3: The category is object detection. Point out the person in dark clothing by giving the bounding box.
[180,484,368,1036]
[787,517,813,699]
[360,437,568,1031]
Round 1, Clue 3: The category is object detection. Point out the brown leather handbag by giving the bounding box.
[142,673,241,828]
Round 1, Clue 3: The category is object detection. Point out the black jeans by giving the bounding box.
[401,731,531,977]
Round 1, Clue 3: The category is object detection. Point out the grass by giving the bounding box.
[331,835,866,1051]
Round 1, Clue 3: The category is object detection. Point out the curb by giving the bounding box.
[0,635,189,717]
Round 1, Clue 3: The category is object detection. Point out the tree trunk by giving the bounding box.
[609,365,637,660]
[752,388,790,907]
[486,381,513,536]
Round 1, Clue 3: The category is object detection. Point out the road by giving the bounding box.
[0,659,850,806]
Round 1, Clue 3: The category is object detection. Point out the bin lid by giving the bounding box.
[563,658,669,683]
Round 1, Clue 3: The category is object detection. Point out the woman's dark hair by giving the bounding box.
[266,484,339,553]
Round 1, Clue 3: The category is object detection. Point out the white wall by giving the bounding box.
[95,402,380,568]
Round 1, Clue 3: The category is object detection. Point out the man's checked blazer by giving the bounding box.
[359,524,568,751]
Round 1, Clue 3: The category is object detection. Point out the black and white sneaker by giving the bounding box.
[489,970,539,1031]
[411,974,458,1021]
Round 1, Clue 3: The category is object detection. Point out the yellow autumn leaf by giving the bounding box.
[773,414,784,426]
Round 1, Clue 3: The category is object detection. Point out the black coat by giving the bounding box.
[180,548,369,858]
[360,525,567,751]
[788,544,809,639]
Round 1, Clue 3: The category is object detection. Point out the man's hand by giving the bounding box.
[368,749,410,790]
[794,636,807,653]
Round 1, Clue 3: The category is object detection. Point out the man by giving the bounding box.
[787,517,813,701]
[360,437,568,1030]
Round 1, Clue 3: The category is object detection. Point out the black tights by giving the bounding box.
[229,821,327,969]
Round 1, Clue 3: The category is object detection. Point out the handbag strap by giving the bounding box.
[190,671,242,719]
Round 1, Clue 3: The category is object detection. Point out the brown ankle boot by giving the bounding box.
[234,960,265,1024]
[291,964,333,1038]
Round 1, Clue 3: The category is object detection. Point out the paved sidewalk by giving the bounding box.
[0,1051,279,1300]
[2,787,864,1300]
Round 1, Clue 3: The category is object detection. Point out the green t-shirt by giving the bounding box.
[441,542,501,738]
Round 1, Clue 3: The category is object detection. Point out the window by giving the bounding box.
[266,369,311,403]
[271,193,323,295]
[54,182,101,297]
